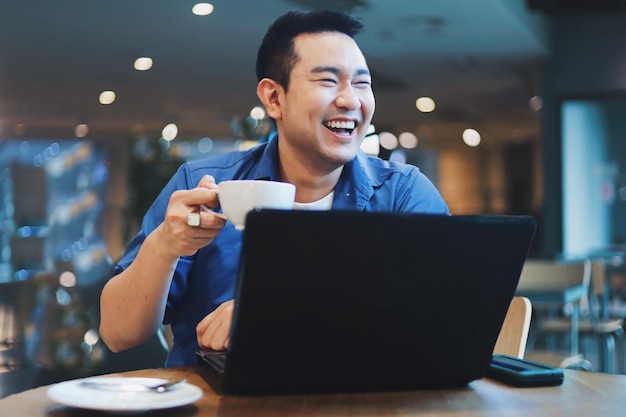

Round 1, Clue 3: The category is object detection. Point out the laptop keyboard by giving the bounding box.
[199,349,227,371]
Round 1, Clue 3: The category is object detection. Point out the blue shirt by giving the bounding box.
[114,135,449,366]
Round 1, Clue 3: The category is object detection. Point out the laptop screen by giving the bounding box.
[200,210,536,395]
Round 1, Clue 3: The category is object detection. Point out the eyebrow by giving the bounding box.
[311,66,371,77]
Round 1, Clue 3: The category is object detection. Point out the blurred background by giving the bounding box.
[1,0,626,391]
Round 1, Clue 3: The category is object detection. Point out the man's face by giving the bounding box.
[276,31,375,171]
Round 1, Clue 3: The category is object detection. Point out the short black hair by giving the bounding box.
[255,10,364,91]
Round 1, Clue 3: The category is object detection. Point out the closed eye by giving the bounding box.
[317,78,338,86]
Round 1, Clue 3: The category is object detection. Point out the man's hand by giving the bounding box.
[158,175,226,258]
[196,299,234,351]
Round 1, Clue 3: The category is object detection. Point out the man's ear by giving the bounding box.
[257,78,282,120]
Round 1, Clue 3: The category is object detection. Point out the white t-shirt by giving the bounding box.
[292,191,334,211]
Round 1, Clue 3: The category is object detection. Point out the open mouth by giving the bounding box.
[323,120,356,135]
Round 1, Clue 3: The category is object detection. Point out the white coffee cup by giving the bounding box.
[216,180,296,230]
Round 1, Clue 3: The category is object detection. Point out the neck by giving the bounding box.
[277,144,343,204]
[283,168,342,203]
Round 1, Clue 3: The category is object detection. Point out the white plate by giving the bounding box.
[47,377,203,412]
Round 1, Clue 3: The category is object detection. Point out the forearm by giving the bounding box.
[100,176,224,352]
[99,225,179,352]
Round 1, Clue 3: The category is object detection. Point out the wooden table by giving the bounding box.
[1,366,626,416]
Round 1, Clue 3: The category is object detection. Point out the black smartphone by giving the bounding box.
[488,354,564,387]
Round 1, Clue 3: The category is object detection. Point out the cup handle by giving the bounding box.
[199,194,227,221]
[211,211,227,221]
[200,207,227,221]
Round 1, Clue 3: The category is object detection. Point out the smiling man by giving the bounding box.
[261,29,375,203]
[99,10,449,367]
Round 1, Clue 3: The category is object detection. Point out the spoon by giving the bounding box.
[80,378,186,393]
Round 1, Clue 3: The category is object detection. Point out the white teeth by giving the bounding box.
[325,120,356,130]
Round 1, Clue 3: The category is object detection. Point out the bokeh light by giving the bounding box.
[379,132,398,150]
[162,123,178,141]
[398,132,418,149]
[134,57,153,71]
[462,128,481,147]
[99,91,116,105]
[416,97,436,113]
[192,3,214,15]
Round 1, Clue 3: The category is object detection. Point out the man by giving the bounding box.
[100,10,449,366]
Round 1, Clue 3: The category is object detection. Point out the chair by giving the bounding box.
[516,258,594,371]
[493,296,532,358]
[540,260,624,373]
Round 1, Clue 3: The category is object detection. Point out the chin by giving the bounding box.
[327,148,358,166]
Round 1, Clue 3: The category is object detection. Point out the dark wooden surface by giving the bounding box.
[2,366,626,416]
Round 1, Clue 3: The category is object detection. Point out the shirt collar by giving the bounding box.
[251,132,379,210]
[247,132,281,181]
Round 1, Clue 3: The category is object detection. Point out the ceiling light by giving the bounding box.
[59,271,77,288]
[462,128,481,147]
[99,90,116,105]
[162,123,178,141]
[379,132,398,150]
[134,57,153,71]
[416,97,435,113]
[249,106,266,120]
[398,132,418,149]
[84,328,100,346]
[192,3,214,16]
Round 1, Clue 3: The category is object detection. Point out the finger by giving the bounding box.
[186,210,202,228]
[198,318,225,350]
[197,174,218,190]
[188,211,226,231]
[199,209,227,226]
[173,187,217,210]
[195,304,224,337]
[204,323,227,350]
[196,303,233,349]
[196,314,215,347]
[196,314,214,344]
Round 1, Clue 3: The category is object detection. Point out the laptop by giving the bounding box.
[197,209,536,395]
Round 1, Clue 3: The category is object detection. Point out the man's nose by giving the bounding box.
[335,85,361,110]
